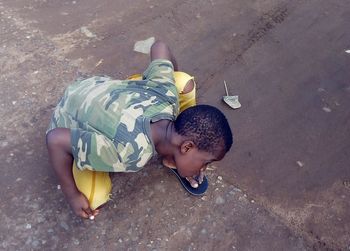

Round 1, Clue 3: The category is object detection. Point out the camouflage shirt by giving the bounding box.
[48,59,179,172]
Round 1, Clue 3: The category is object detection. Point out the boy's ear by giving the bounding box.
[180,140,196,154]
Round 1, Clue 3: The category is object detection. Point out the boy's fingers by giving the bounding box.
[79,210,89,219]
[186,177,199,188]
[198,169,205,184]
[83,206,93,217]
[93,209,100,216]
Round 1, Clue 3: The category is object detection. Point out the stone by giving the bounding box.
[60,221,69,231]
[215,196,225,204]
[322,107,332,112]
[80,26,96,38]
[296,161,304,167]
[73,238,79,245]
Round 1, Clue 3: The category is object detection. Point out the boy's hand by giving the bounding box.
[186,168,205,188]
[67,191,99,219]
[47,128,99,219]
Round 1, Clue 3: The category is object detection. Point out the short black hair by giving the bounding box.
[174,105,233,155]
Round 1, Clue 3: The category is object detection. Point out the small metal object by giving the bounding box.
[223,80,241,109]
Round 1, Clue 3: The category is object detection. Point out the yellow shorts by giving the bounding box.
[73,71,196,209]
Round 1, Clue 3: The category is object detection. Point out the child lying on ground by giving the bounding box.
[46,41,233,219]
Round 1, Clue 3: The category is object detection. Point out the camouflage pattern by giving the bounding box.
[47,59,179,172]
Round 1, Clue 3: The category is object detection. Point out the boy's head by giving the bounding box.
[173,104,233,177]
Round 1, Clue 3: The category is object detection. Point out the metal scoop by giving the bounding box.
[223,80,241,109]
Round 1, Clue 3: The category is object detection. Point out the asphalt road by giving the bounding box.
[0,0,349,250]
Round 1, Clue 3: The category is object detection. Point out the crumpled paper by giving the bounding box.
[134,37,155,54]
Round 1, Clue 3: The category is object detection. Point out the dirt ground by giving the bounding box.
[0,0,349,250]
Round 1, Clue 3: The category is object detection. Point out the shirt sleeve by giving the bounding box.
[143,59,175,86]
[71,128,126,172]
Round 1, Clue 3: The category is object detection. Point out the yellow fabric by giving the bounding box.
[72,162,112,210]
[73,71,196,209]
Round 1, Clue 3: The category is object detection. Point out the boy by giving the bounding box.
[46,41,233,219]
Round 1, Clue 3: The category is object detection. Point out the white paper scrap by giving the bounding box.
[134,37,155,54]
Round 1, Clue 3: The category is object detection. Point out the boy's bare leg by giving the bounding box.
[151,41,178,71]
[46,128,98,218]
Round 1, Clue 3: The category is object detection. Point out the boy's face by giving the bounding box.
[174,141,224,178]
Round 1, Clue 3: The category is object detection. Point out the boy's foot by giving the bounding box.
[162,159,208,196]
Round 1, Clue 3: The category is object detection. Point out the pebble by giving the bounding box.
[60,221,69,231]
[25,223,31,229]
[57,185,61,190]
[322,107,332,113]
[32,240,39,247]
[37,216,45,223]
[296,161,304,167]
[89,215,95,220]
[345,49,350,54]
[73,239,79,245]
[232,187,242,192]
[217,176,223,181]
[80,26,96,38]
[215,196,225,204]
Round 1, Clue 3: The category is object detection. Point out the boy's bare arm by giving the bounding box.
[151,41,178,71]
[46,128,96,218]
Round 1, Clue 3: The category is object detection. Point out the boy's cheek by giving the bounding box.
[176,168,188,178]
[177,166,199,178]
[176,166,192,178]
